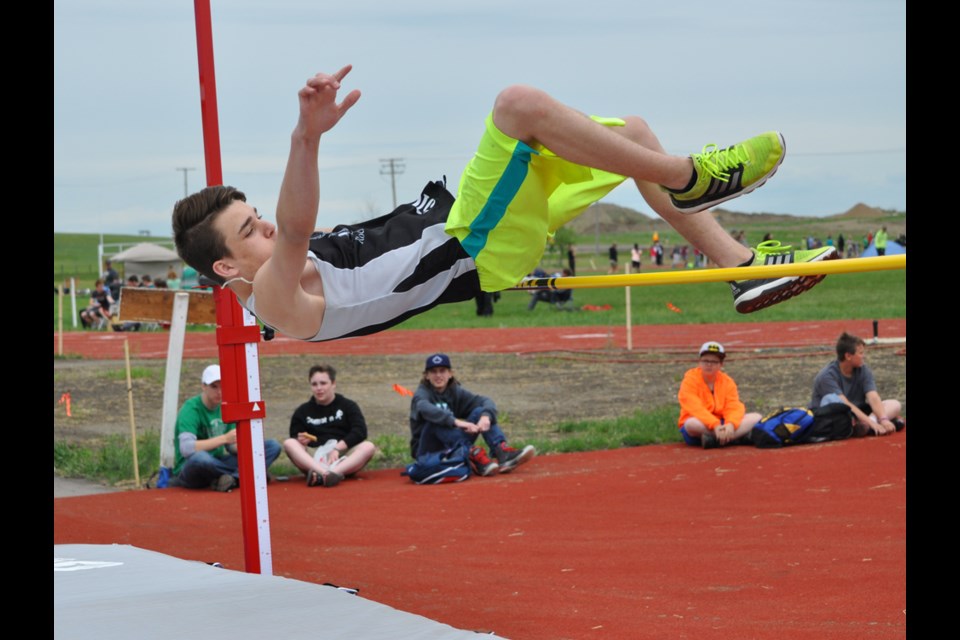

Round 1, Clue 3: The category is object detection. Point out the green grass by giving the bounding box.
[54,232,174,290]
[53,267,905,336]
[394,268,906,330]
[53,407,687,487]
[523,405,682,453]
[55,431,162,486]
[54,222,906,331]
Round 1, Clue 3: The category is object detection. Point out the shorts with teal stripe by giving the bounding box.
[446,113,627,291]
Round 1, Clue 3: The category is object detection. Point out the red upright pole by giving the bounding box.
[193,0,222,187]
[192,0,273,575]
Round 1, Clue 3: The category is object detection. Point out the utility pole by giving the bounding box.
[379,158,405,209]
[175,167,196,198]
[594,208,600,255]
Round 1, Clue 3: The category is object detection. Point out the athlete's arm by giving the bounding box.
[253,67,361,338]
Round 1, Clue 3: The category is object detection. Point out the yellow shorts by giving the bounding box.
[446,114,628,291]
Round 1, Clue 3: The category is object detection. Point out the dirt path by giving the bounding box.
[54,320,906,446]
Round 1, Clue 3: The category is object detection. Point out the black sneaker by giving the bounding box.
[468,446,499,477]
[701,432,719,449]
[214,474,237,492]
[730,241,838,313]
[493,443,535,473]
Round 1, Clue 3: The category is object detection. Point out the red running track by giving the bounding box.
[54,318,906,360]
[54,434,907,639]
[54,317,907,637]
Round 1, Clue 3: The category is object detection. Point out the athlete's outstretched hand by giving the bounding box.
[297,65,361,138]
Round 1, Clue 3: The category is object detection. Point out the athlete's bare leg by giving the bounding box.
[490,85,754,268]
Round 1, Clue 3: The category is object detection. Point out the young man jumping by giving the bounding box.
[173,65,835,342]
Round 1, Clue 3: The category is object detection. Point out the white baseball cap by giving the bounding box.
[698,341,725,358]
[201,365,221,385]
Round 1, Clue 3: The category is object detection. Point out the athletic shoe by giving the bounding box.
[214,474,236,492]
[667,132,785,214]
[701,432,719,449]
[892,418,906,432]
[308,469,343,488]
[494,443,536,473]
[468,445,499,477]
[323,470,344,488]
[730,241,838,313]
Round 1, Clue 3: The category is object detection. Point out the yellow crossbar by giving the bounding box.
[513,255,906,290]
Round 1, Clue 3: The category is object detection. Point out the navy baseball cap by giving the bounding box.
[424,353,452,370]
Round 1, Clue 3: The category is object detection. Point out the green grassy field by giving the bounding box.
[54,226,906,330]
[54,232,176,289]
[393,268,906,329]
[55,267,906,331]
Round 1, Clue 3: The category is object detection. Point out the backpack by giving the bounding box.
[751,407,816,448]
[402,446,470,484]
[806,402,855,443]
[751,404,855,448]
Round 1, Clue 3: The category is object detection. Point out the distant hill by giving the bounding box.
[828,203,904,220]
[569,201,906,239]
[566,203,654,234]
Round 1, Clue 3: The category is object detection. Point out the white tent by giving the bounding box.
[109,243,183,281]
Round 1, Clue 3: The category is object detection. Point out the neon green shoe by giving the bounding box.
[730,241,837,313]
[667,132,785,214]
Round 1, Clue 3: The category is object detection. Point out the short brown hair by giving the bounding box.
[172,186,246,285]
[309,364,336,382]
[835,332,864,361]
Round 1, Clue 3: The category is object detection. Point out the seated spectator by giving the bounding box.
[809,332,904,436]
[172,365,282,491]
[113,275,143,332]
[140,274,155,288]
[103,260,121,299]
[283,364,376,487]
[527,269,574,310]
[678,341,762,448]
[166,268,181,290]
[180,266,199,289]
[552,271,574,310]
[79,279,114,329]
[409,354,535,476]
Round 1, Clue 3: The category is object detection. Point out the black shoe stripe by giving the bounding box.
[763,254,795,265]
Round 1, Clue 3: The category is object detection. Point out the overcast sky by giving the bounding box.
[54,0,905,236]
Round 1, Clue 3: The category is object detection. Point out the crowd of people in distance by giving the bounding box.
[76,262,187,330]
